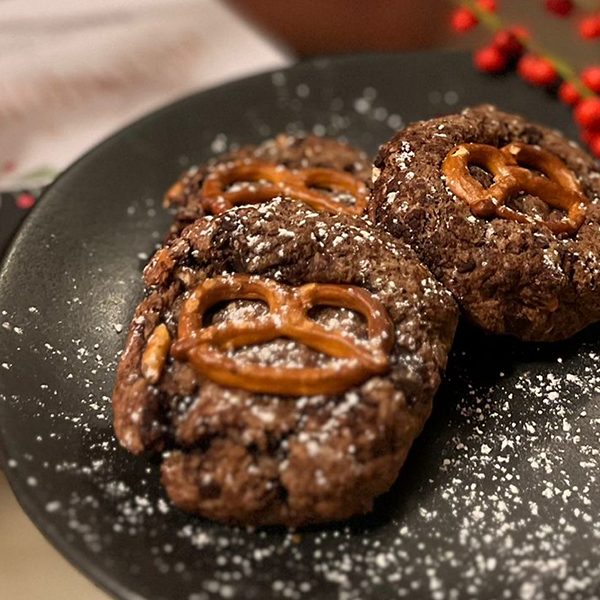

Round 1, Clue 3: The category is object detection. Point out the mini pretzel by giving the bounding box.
[170,275,394,396]
[200,160,368,216]
[442,142,589,235]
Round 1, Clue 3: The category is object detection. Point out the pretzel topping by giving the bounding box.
[170,275,394,396]
[442,142,589,235]
[200,160,368,216]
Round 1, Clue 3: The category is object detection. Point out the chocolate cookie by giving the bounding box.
[113,199,458,526]
[370,104,600,341]
[164,134,371,237]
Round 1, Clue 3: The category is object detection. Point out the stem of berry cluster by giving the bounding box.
[456,0,596,98]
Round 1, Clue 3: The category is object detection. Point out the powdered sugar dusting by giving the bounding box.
[2,69,600,600]
[3,210,600,599]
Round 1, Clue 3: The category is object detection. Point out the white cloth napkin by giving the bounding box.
[0,0,290,190]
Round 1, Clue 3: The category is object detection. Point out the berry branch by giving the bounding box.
[451,0,600,157]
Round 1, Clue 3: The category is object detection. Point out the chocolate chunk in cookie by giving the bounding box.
[370,105,600,341]
[112,199,458,526]
[164,134,371,237]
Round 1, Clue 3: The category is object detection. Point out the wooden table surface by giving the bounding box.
[0,470,107,599]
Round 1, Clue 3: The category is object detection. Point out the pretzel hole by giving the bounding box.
[305,179,341,193]
[308,183,335,193]
[505,192,562,223]
[203,299,270,327]
[303,173,360,207]
[307,306,368,341]
[468,165,495,189]
[510,152,551,180]
[305,186,358,209]
[230,339,335,368]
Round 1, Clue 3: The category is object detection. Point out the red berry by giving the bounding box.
[558,82,581,106]
[492,30,523,58]
[517,55,558,87]
[545,0,574,17]
[590,134,600,158]
[579,15,600,39]
[581,127,600,145]
[575,97,600,129]
[451,8,478,32]
[474,45,508,74]
[476,0,497,12]
[15,193,36,210]
[582,66,600,93]
[511,25,531,41]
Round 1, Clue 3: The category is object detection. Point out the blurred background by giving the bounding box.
[0,0,599,598]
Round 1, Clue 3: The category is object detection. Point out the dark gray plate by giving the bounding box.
[1,51,600,600]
